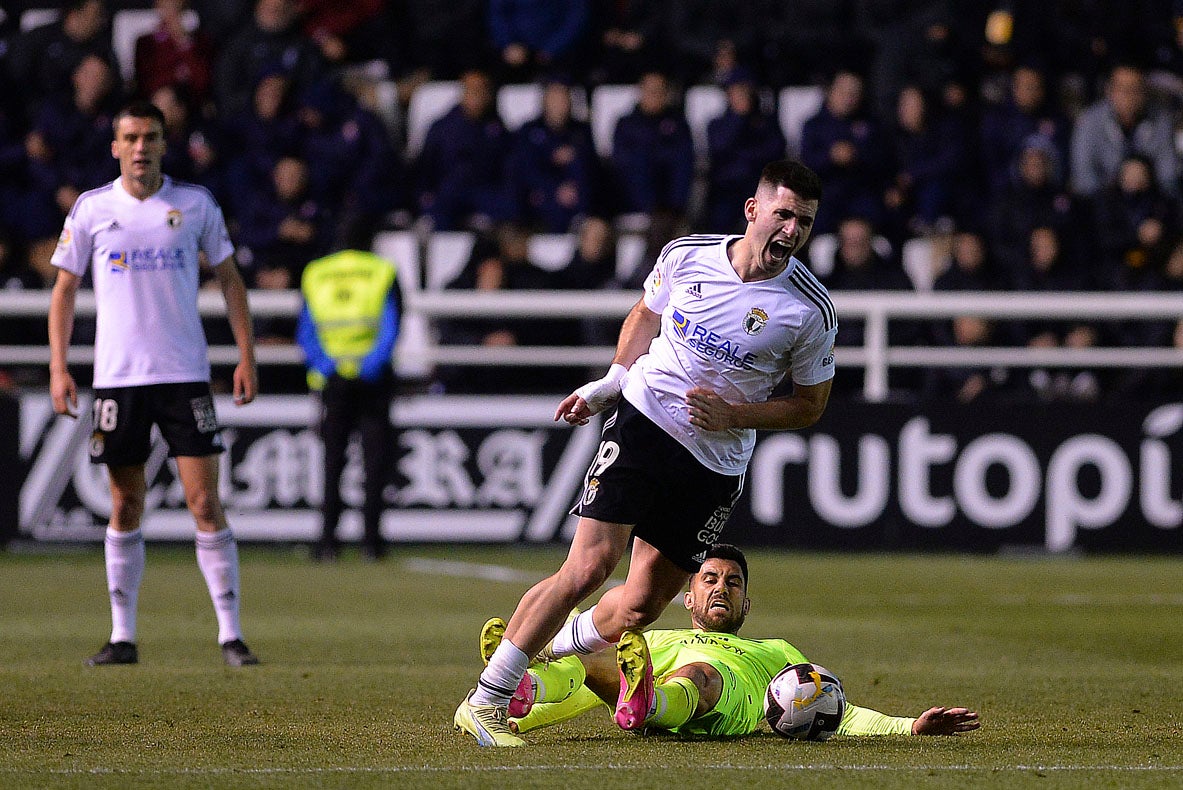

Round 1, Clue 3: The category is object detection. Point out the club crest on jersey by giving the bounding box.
[743,307,768,335]
[108,251,128,271]
[167,209,182,228]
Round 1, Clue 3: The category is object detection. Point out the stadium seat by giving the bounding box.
[497,83,543,132]
[901,236,945,292]
[589,84,639,159]
[370,79,402,141]
[526,233,577,272]
[615,232,648,282]
[19,8,58,31]
[372,230,432,378]
[804,233,837,278]
[425,231,476,291]
[777,86,824,156]
[497,83,590,132]
[684,85,727,166]
[405,81,462,160]
[111,8,200,83]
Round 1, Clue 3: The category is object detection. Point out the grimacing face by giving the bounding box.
[743,183,817,278]
[684,558,750,633]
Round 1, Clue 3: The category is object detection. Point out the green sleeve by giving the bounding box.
[836,703,916,736]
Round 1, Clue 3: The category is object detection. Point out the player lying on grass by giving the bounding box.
[477,544,980,739]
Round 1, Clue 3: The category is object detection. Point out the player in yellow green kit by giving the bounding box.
[479,544,979,738]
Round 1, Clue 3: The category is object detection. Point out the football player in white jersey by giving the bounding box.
[456,159,836,746]
[48,101,261,667]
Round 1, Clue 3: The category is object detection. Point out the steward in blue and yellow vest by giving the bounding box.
[295,250,401,390]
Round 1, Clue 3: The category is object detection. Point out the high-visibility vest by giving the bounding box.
[300,250,397,384]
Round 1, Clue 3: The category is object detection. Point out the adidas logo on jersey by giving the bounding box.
[687,283,702,299]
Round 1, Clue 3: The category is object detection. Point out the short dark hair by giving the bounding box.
[112,100,166,135]
[703,543,748,587]
[759,159,822,202]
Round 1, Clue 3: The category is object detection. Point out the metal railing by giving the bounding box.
[2,289,1180,401]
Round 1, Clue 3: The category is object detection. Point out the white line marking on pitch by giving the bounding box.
[7,765,1183,776]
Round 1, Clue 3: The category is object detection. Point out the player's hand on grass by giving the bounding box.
[911,706,980,736]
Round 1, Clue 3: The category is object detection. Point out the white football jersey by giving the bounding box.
[621,234,837,474]
[51,176,236,387]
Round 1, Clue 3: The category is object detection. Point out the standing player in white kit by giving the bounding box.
[456,159,837,746]
[48,100,261,667]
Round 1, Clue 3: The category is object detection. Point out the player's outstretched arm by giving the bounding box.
[911,706,980,736]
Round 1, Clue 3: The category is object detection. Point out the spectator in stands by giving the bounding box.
[702,67,787,235]
[487,0,590,84]
[1105,230,1183,400]
[854,1,967,124]
[8,0,113,114]
[987,134,1083,282]
[438,223,575,393]
[414,69,514,231]
[295,77,401,249]
[929,229,1015,348]
[755,0,861,88]
[610,71,694,221]
[979,64,1071,199]
[235,155,331,292]
[799,69,890,236]
[1092,154,1181,291]
[663,0,759,86]
[555,215,621,348]
[821,216,916,397]
[32,54,122,220]
[0,100,64,282]
[401,0,493,81]
[299,0,397,69]
[1069,63,1179,200]
[222,63,301,216]
[0,229,42,291]
[133,0,214,106]
[585,0,664,86]
[1014,225,1101,401]
[509,76,598,233]
[150,83,224,200]
[922,315,1020,404]
[213,0,324,117]
[883,84,966,241]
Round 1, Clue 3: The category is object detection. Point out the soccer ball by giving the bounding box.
[763,662,846,741]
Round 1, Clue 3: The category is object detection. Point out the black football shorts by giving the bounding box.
[88,382,224,465]
[571,398,745,572]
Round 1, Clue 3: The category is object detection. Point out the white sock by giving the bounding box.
[473,639,529,707]
[551,606,612,657]
[105,527,144,644]
[195,528,243,645]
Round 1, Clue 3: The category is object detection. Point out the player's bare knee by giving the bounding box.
[185,489,223,526]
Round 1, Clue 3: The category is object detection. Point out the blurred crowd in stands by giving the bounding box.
[1,0,1182,402]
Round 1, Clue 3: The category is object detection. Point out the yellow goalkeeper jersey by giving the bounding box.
[644,629,915,737]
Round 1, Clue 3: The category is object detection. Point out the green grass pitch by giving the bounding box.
[1,545,1181,789]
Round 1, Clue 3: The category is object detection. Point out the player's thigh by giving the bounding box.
[633,462,745,573]
[150,382,225,458]
[89,387,153,466]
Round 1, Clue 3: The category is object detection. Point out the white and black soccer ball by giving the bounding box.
[763,662,846,741]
